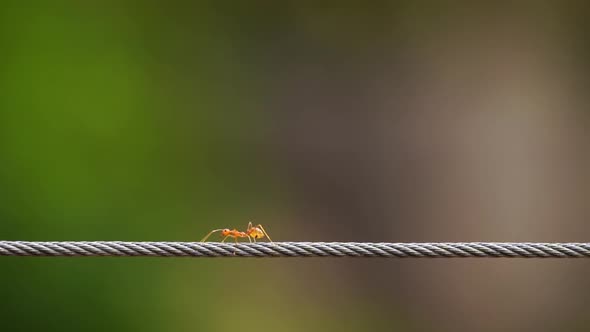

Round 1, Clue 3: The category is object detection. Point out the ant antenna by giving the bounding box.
[257,224,274,243]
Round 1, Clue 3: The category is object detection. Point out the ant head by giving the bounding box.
[248,227,264,239]
[221,229,231,236]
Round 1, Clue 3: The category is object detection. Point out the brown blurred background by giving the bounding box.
[0,2,589,332]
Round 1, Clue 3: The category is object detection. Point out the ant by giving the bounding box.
[200,222,274,244]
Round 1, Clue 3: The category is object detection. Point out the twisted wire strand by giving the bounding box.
[1,241,590,258]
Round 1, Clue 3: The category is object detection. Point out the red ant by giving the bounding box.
[200,222,274,244]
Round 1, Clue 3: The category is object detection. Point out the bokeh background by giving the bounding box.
[1,2,589,332]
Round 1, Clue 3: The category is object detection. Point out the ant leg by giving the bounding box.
[246,222,257,242]
[256,224,274,244]
[233,237,241,255]
[200,229,223,242]
[221,235,231,243]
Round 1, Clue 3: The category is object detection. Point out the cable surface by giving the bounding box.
[1,241,590,258]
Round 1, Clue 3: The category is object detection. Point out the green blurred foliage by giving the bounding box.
[0,3,288,331]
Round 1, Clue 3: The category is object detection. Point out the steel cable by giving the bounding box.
[1,241,590,258]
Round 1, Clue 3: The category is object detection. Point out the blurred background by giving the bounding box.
[0,2,589,332]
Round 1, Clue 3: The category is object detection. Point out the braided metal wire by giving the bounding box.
[1,241,590,258]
